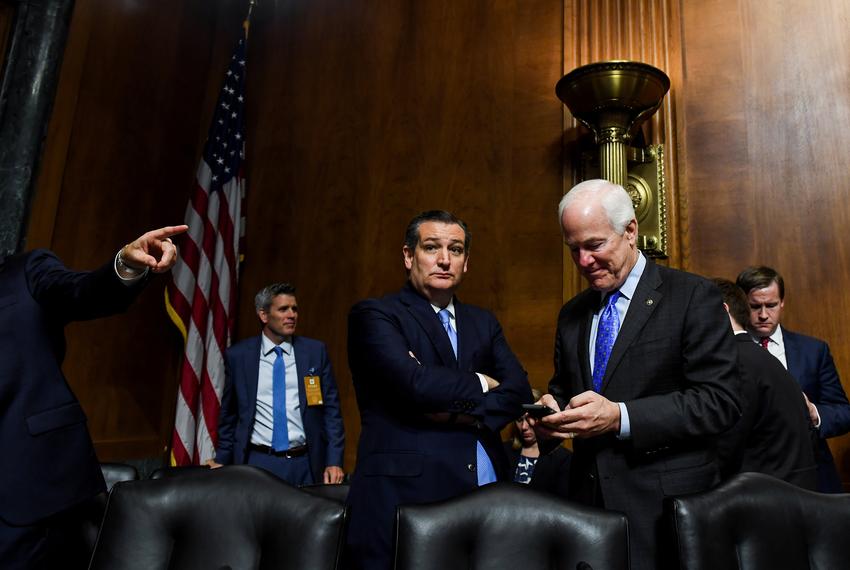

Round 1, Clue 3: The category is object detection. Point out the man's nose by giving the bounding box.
[578,250,594,267]
[758,307,768,319]
[436,249,451,266]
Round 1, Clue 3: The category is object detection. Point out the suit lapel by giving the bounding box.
[245,336,262,406]
[454,298,475,368]
[600,260,662,392]
[292,336,308,416]
[783,329,802,380]
[400,284,457,367]
[578,290,599,391]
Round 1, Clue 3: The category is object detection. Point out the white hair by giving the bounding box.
[558,179,635,234]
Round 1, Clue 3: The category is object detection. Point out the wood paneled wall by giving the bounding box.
[678,0,850,483]
[237,0,565,469]
[26,0,229,459]
[26,0,850,485]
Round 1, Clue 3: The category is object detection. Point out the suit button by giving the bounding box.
[467,463,476,472]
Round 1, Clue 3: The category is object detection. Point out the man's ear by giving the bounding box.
[403,245,414,270]
[624,218,638,242]
[257,309,269,325]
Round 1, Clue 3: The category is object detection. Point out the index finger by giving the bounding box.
[147,224,189,241]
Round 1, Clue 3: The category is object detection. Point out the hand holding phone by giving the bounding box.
[521,403,557,418]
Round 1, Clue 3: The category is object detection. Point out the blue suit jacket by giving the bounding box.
[345,283,531,569]
[783,327,850,492]
[0,250,142,526]
[214,334,345,482]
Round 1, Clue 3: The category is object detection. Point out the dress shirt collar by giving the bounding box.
[261,331,293,357]
[430,299,456,320]
[607,251,646,305]
[749,323,785,347]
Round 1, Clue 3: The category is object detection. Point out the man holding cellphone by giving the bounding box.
[535,180,740,570]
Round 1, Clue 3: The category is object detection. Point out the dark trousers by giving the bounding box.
[247,450,313,486]
[0,496,101,570]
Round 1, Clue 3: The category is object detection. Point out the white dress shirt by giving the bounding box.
[250,333,306,447]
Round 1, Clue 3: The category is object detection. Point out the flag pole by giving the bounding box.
[244,0,257,37]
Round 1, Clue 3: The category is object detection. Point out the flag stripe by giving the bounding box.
[166,24,248,465]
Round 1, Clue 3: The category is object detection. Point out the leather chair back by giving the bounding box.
[100,462,139,491]
[148,465,210,479]
[301,483,350,503]
[394,482,629,570]
[666,472,850,569]
[89,465,348,570]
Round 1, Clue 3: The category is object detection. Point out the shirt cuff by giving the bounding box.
[616,402,631,439]
[476,373,489,393]
[812,403,822,429]
[114,250,149,284]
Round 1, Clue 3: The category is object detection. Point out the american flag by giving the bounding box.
[165,22,248,466]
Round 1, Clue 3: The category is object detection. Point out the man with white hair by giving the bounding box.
[536,179,741,570]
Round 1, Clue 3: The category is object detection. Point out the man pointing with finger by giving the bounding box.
[0,224,187,569]
[536,180,740,570]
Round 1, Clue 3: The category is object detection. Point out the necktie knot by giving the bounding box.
[760,337,770,349]
[603,290,621,309]
[272,346,283,358]
[438,308,451,328]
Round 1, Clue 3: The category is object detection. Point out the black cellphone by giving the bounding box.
[521,403,557,418]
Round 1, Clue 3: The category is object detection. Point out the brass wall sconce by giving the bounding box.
[556,61,670,258]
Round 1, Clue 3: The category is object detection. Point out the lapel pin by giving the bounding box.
[645,299,654,306]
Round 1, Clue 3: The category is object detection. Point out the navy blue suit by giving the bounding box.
[0,250,143,567]
[345,283,531,569]
[783,328,850,492]
[214,334,345,483]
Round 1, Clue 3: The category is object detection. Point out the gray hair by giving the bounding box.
[254,283,296,312]
[558,179,635,235]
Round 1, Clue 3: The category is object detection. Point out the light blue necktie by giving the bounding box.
[592,291,621,392]
[271,346,289,451]
[438,308,496,485]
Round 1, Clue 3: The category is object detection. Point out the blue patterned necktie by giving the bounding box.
[438,308,496,485]
[271,346,289,451]
[592,291,621,393]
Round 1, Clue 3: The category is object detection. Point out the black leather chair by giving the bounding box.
[301,482,350,503]
[100,462,139,490]
[666,471,850,569]
[394,482,629,570]
[76,462,142,566]
[89,465,349,570]
[148,464,210,479]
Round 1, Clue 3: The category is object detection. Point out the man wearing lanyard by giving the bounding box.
[210,282,345,486]
[535,179,740,570]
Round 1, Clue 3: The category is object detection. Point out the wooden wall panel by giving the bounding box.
[27,0,850,487]
[238,0,565,469]
[679,0,850,487]
[26,0,222,460]
[562,0,685,301]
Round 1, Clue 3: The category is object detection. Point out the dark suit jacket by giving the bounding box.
[214,334,345,482]
[345,283,531,569]
[0,250,142,526]
[548,260,740,570]
[715,334,817,490]
[783,327,850,492]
